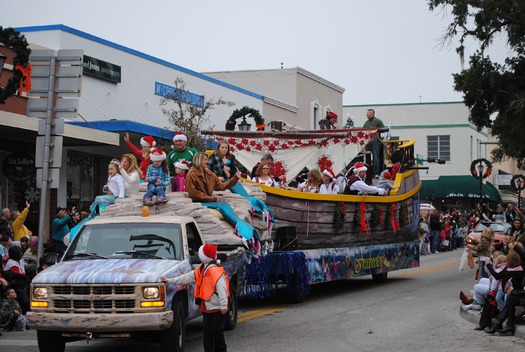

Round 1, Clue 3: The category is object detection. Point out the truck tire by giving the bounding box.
[159,300,185,352]
[37,330,65,352]
[289,273,307,303]
[224,284,238,331]
[372,272,388,282]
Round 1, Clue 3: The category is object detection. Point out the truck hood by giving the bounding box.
[32,259,187,284]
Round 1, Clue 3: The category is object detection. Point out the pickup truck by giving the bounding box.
[27,214,245,352]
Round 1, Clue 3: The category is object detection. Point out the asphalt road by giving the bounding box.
[2,250,525,352]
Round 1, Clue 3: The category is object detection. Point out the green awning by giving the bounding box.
[420,175,502,202]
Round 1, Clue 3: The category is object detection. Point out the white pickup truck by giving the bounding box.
[27,213,245,352]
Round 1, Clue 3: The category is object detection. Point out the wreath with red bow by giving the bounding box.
[470,158,493,180]
[0,27,31,103]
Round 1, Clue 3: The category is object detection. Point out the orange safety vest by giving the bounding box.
[194,263,230,301]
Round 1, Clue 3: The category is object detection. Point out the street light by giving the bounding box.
[517,178,523,210]
[0,53,6,76]
[238,116,251,131]
[477,161,485,201]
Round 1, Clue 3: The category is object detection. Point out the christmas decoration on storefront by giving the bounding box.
[0,27,31,103]
[225,106,265,131]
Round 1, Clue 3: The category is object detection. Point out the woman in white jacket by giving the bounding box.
[120,153,142,197]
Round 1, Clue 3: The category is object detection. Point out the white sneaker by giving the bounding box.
[462,304,481,311]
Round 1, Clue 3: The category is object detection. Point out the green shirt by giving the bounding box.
[167,147,198,174]
[363,117,385,129]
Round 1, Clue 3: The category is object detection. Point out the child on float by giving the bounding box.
[251,163,276,187]
[319,169,339,194]
[377,171,398,195]
[143,149,170,205]
[172,160,190,192]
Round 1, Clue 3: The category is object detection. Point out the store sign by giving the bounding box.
[2,153,35,182]
[83,55,121,83]
[154,81,205,108]
[496,175,512,186]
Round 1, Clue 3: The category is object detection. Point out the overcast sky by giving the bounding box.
[1,0,511,106]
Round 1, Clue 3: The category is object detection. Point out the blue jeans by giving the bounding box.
[143,183,166,200]
[431,230,440,253]
[365,141,383,176]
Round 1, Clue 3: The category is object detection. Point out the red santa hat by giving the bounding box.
[383,171,393,180]
[327,111,338,120]
[140,135,156,148]
[198,244,217,263]
[173,131,187,143]
[322,169,335,180]
[150,148,166,162]
[353,163,367,173]
[174,160,190,170]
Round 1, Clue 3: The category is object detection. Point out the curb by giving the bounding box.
[459,305,525,338]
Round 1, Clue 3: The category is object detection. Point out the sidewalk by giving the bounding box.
[459,305,525,338]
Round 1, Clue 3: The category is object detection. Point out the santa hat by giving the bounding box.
[383,171,392,180]
[140,135,156,148]
[322,169,335,180]
[173,131,187,143]
[198,244,217,263]
[150,148,166,162]
[174,160,190,170]
[353,163,367,173]
[327,111,338,120]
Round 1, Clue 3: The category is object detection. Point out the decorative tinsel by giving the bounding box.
[390,203,399,234]
[355,202,369,236]
[242,251,310,300]
[0,27,31,103]
[334,201,346,230]
[371,203,383,227]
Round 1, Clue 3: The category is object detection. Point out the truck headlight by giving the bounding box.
[143,286,160,300]
[33,287,49,300]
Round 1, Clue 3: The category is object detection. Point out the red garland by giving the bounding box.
[378,207,383,225]
[390,203,399,234]
[359,202,370,236]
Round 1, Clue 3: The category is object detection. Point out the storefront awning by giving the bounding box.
[420,175,502,202]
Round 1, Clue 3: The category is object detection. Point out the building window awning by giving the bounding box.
[420,175,502,202]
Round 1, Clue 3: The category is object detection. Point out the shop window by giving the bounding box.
[427,135,450,161]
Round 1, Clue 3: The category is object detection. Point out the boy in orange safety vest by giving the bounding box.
[161,244,229,352]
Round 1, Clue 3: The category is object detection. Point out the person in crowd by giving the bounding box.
[185,152,241,203]
[469,227,495,279]
[428,209,442,254]
[120,153,142,197]
[36,252,59,273]
[363,108,385,178]
[251,163,276,187]
[484,247,525,335]
[3,246,29,314]
[52,207,71,256]
[22,236,38,279]
[506,203,518,223]
[1,288,27,331]
[143,149,170,205]
[208,141,238,181]
[161,244,229,352]
[70,211,82,228]
[343,163,386,195]
[1,234,12,268]
[418,217,430,255]
[172,160,191,192]
[493,204,506,222]
[319,169,339,194]
[167,131,197,176]
[0,209,14,240]
[124,132,155,179]
[12,201,31,241]
[507,218,525,245]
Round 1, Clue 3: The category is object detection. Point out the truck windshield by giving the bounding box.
[65,223,183,260]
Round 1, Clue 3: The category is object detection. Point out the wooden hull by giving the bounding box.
[254,170,421,250]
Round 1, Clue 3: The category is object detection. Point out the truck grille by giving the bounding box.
[50,285,137,313]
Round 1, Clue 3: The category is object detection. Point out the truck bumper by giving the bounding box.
[26,310,173,332]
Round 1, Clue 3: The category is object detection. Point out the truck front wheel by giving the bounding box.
[159,300,185,352]
[37,330,65,352]
[224,284,238,331]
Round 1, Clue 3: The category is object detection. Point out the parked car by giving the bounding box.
[465,221,511,250]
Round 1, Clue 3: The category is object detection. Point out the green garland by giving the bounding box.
[225,106,265,131]
[334,201,346,230]
[399,202,408,227]
[385,203,392,228]
[371,203,381,227]
[0,27,31,103]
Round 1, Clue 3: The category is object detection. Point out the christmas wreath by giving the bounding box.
[0,27,31,103]
[470,158,493,180]
[511,174,525,191]
[225,106,265,131]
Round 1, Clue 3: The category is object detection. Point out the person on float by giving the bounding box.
[167,131,197,175]
[120,153,142,197]
[172,160,191,192]
[251,163,276,187]
[343,163,386,195]
[208,141,238,182]
[143,149,170,205]
[320,110,338,129]
[124,132,156,179]
[161,244,229,352]
[319,169,339,194]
